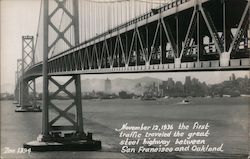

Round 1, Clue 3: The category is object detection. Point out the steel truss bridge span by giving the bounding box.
[24,0,249,80]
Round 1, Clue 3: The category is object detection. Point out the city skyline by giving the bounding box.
[2,73,248,99]
[1,72,249,94]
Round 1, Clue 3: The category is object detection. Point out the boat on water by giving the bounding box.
[141,97,156,101]
[141,95,156,101]
[178,98,190,104]
[178,85,190,104]
[141,92,157,101]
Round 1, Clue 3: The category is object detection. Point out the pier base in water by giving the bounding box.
[13,101,19,104]
[15,106,42,112]
[23,140,101,151]
[23,133,101,151]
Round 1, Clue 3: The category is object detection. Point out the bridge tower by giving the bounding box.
[15,36,41,112]
[13,59,22,104]
[24,0,101,151]
[13,71,19,104]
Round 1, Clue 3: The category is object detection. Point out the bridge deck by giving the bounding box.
[24,0,249,79]
[24,58,249,79]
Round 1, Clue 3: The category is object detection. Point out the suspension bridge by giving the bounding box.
[13,0,249,151]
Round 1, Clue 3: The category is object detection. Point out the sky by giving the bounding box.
[0,0,249,93]
[1,0,40,93]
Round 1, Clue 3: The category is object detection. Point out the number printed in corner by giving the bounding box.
[17,148,31,154]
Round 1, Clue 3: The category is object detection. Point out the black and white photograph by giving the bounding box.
[0,0,249,158]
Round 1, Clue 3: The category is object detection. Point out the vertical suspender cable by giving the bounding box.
[68,0,72,47]
[97,4,100,34]
[129,0,131,21]
[89,2,91,38]
[120,2,122,25]
[34,0,42,63]
[93,0,95,36]
[89,1,91,39]
[79,0,82,43]
[95,3,100,34]
[111,3,116,28]
[85,1,87,41]
[125,1,128,23]
[108,1,110,30]
[146,0,149,13]
[139,0,142,16]
[111,2,113,28]
[116,2,118,26]
[135,0,137,17]
[94,2,96,36]
[104,3,106,33]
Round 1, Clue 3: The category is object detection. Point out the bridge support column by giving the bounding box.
[15,36,41,112]
[24,75,101,151]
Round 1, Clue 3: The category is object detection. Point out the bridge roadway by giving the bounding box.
[23,0,250,80]
[25,58,249,80]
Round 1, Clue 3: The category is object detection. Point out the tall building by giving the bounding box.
[104,78,112,94]
[184,76,192,95]
[167,78,175,89]
[160,78,175,96]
